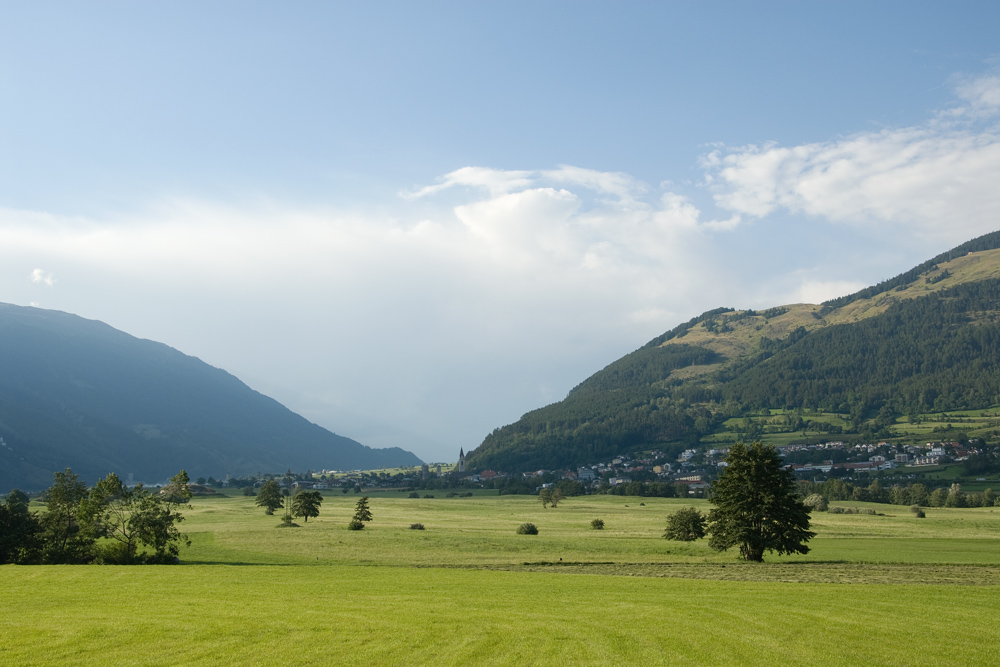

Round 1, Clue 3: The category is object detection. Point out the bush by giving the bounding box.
[516,522,538,535]
[347,518,365,531]
[913,509,926,518]
[408,491,420,498]
[663,507,706,541]
[409,523,425,530]
[590,518,605,530]
[243,487,257,497]
[803,494,828,512]
[423,494,434,499]
[446,492,457,498]
[909,505,923,514]
[461,492,474,497]
[829,506,845,514]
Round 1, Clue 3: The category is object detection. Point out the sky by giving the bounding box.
[2,2,1000,464]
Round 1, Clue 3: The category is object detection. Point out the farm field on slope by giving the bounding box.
[2,493,999,666]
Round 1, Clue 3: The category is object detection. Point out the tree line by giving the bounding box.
[0,468,190,565]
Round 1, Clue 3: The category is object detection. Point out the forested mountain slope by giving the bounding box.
[467,231,1000,472]
[0,304,421,491]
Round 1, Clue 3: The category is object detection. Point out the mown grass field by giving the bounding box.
[3,493,999,666]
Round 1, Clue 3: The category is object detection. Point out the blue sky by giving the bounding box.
[2,2,1000,465]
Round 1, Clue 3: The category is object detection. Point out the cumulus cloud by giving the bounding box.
[702,71,1000,242]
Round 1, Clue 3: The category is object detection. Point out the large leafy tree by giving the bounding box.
[708,441,815,562]
[255,480,284,515]
[291,490,323,522]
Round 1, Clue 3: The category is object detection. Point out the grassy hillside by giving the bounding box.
[469,232,1000,472]
[2,492,998,666]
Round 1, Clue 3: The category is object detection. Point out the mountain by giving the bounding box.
[0,304,421,491]
[467,230,1000,472]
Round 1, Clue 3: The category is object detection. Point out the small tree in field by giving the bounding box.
[349,496,372,530]
[538,488,552,508]
[292,490,323,522]
[663,507,706,541]
[707,441,815,562]
[255,480,283,515]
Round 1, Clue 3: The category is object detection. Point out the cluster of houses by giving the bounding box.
[448,439,985,494]
[777,440,979,475]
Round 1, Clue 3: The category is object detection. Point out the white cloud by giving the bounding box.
[401,166,535,199]
[29,268,56,286]
[950,71,1000,119]
[542,165,647,206]
[703,73,1000,242]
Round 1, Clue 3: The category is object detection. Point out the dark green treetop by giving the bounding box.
[255,480,284,515]
[292,490,323,522]
[707,441,815,562]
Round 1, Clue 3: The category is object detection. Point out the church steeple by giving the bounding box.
[458,448,466,473]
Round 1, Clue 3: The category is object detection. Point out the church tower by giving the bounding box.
[458,448,466,474]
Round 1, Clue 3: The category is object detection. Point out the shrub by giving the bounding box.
[347,518,365,531]
[591,518,605,530]
[516,522,538,535]
[829,506,845,514]
[446,492,457,498]
[663,507,706,541]
[409,523,425,530]
[423,494,434,499]
[803,494,828,512]
[913,509,926,518]
[242,487,256,496]
[909,505,923,514]
[461,492,474,497]
[408,491,420,498]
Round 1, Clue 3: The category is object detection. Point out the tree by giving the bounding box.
[39,468,94,564]
[707,441,815,562]
[255,480,284,515]
[802,494,828,512]
[160,470,193,506]
[663,507,707,541]
[538,488,552,508]
[292,490,323,522]
[349,496,372,530]
[0,490,43,564]
[82,472,189,563]
[550,488,565,508]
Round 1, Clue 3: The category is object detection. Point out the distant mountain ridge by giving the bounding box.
[467,231,1000,472]
[0,304,421,491]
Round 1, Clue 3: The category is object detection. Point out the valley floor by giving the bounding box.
[2,493,998,666]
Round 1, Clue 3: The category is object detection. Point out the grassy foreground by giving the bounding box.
[2,493,999,666]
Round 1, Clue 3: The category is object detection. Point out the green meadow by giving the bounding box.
[3,493,999,666]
